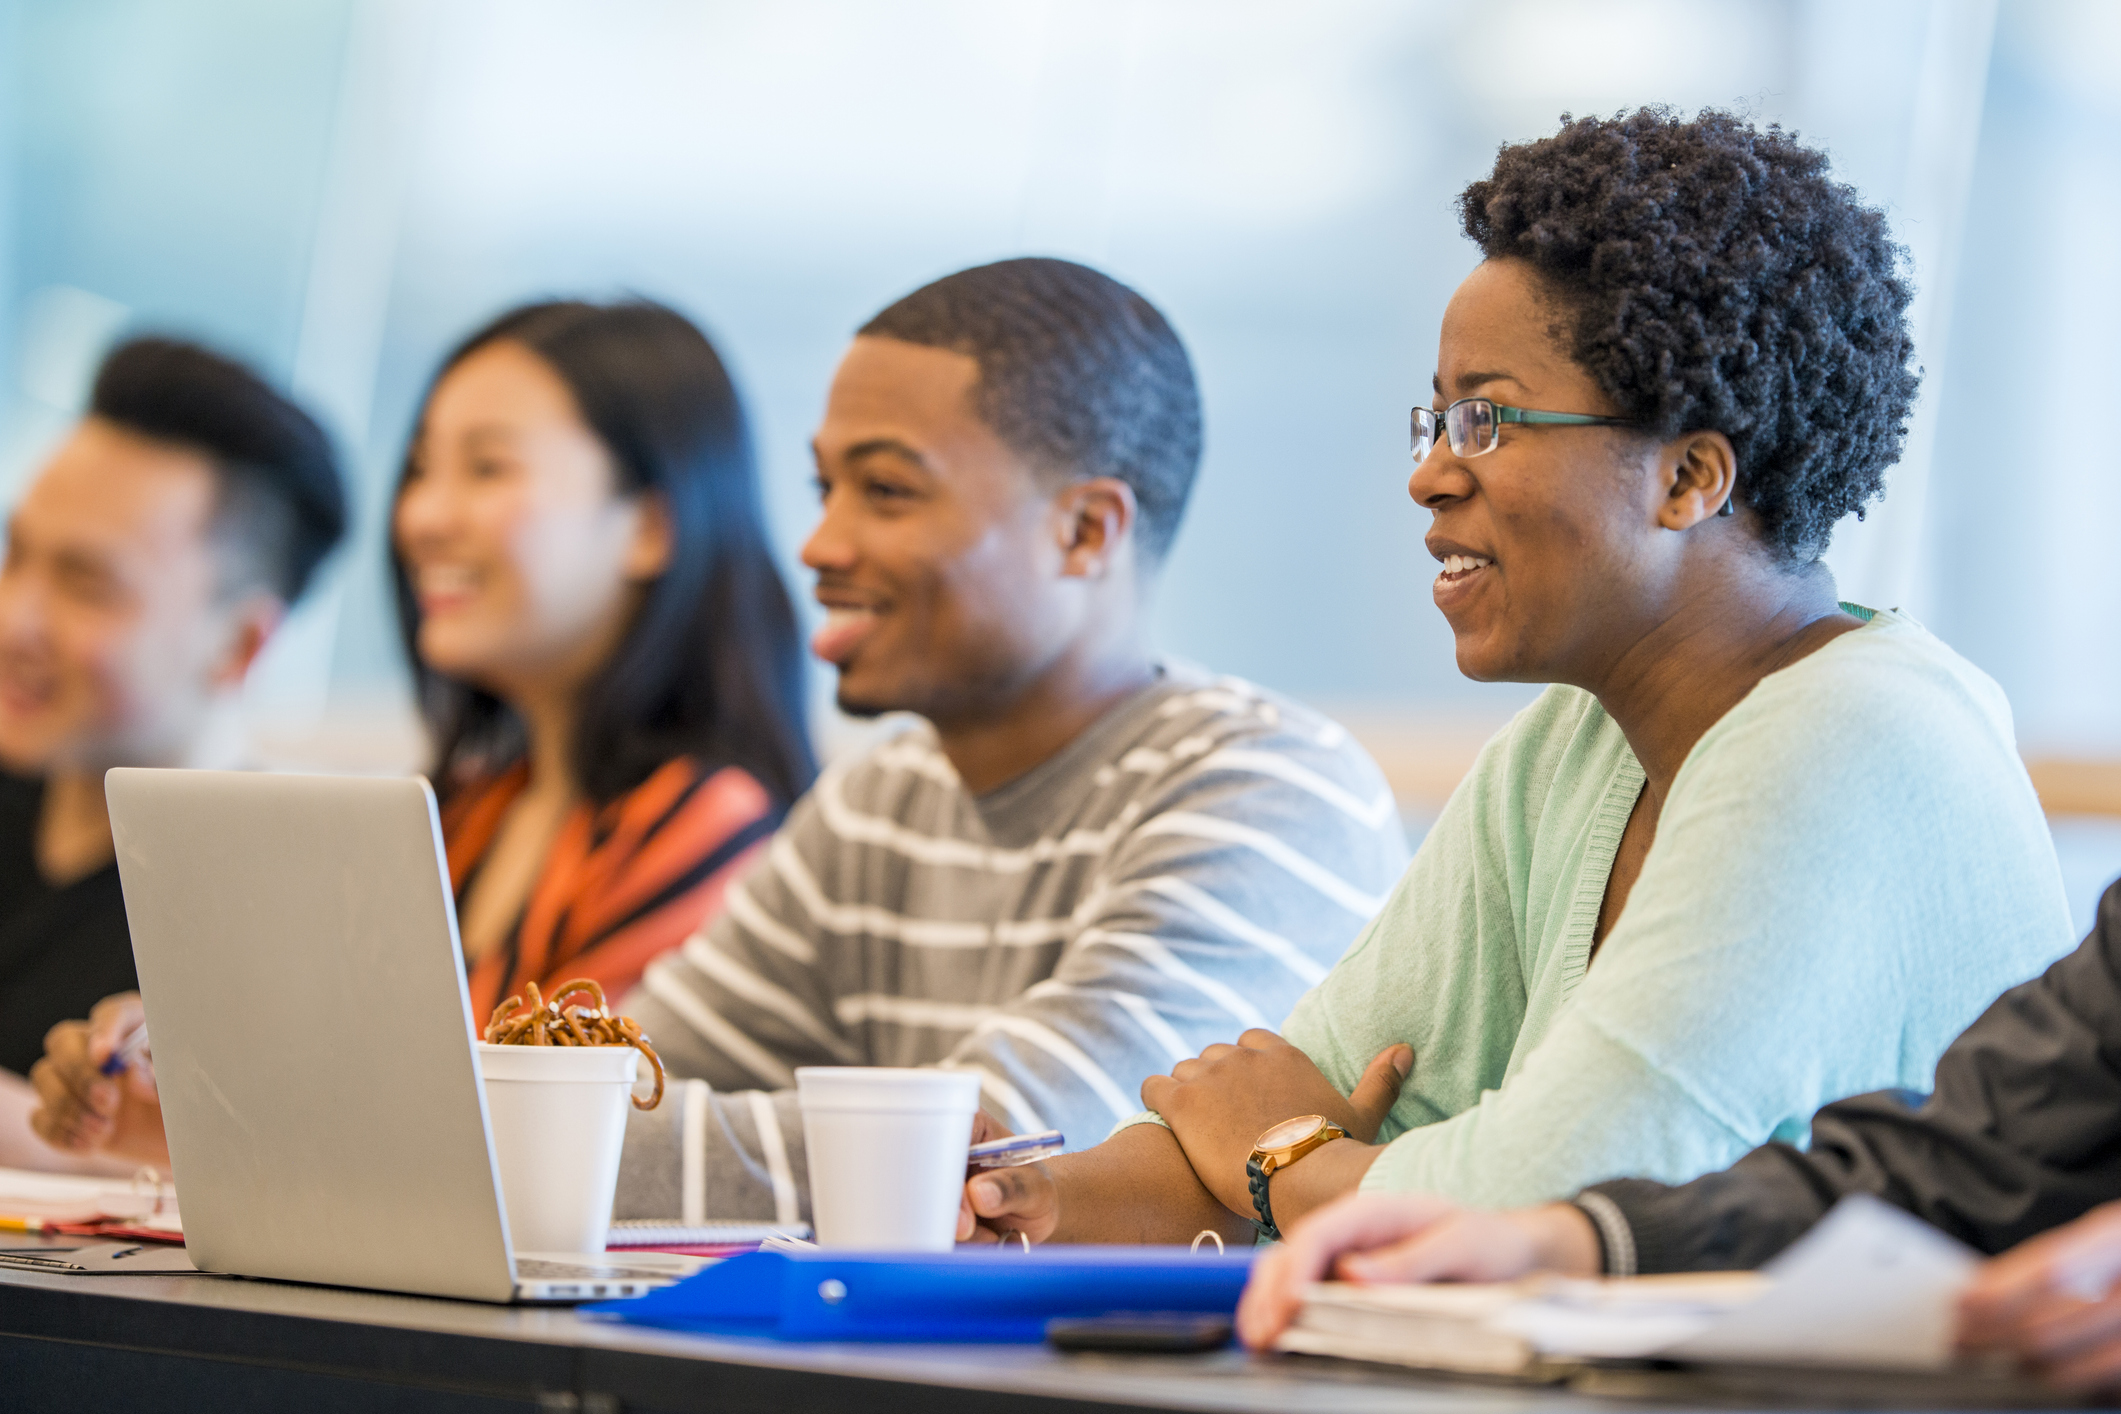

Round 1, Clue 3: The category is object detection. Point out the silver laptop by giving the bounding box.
[106,768,687,1303]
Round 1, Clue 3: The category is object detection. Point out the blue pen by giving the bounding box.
[98,1027,150,1078]
[967,1129,1064,1169]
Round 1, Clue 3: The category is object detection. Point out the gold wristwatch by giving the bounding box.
[1245,1115,1347,1241]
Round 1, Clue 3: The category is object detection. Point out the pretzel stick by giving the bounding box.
[549,979,609,1016]
[626,1030,665,1111]
[480,977,664,1109]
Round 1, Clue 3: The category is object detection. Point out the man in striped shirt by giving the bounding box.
[614,259,1408,1226]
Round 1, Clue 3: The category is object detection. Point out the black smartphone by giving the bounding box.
[1046,1313,1234,1354]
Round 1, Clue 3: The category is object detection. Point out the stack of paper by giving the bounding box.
[1278,1195,1979,1377]
[0,1165,181,1239]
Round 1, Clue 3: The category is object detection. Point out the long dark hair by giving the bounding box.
[392,298,815,809]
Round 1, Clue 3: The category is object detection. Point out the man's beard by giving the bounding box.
[831,651,1036,730]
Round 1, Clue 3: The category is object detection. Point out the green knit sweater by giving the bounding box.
[1135,608,2076,1209]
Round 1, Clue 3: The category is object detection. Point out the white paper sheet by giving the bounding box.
[1284,1195,1982,1376]
[1662,1193,1979,1370]
[1492,1273,1764,1359]
[0,1164,178,1225]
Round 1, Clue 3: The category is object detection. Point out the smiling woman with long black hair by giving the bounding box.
[393,299,815,1021]
[959,108,2077,1250]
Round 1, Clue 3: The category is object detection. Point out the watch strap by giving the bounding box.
[1245,1156,1279,1242]
[1244,1117,1350,1244]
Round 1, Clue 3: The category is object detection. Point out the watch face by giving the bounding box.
[1257,1115,1325,1151]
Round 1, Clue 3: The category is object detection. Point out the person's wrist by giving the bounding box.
[1034,1150,1085,1241]
[1525,1202,1602,1278]
[1266,1138,1380,1234]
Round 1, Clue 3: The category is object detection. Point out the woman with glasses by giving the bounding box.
[959,108,2074,1250]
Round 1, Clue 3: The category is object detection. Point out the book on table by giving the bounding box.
[0,1165,181,1240]
[1277,1195,1980,1378]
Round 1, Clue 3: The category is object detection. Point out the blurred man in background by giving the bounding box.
[0,337,344,1168]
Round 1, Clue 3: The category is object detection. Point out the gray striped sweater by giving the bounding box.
[612,665,1410,1225]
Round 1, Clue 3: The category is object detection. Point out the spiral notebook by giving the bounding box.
[605,1220,811,1249]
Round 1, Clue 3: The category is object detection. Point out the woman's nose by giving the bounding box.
[1408,447,1442,508]
[393,477,456,549]
[1408,442,1464,508]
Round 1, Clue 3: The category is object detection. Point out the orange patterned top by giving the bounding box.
[442,756,777,1024]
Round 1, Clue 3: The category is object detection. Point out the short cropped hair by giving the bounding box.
[89,337,348,602]
[860,258,1203,563]
[1459,108,1919,562]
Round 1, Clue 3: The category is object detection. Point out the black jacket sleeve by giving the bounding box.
[1585,878,2121,1274]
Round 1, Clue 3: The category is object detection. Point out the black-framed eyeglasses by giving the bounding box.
[1411,398,1638,462]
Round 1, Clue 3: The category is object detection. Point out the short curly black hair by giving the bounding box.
[1458,108,1918,562]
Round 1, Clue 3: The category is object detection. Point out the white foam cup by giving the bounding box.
[796,1067,981,1250]
[478,1042,641,1253]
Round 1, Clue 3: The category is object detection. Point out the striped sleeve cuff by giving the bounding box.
[1572,1189,1638,1277]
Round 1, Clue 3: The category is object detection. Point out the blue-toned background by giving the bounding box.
[3,0,2118,921]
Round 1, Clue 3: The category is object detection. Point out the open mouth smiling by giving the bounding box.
[810,596,887,666]
[1426,538,1497,613]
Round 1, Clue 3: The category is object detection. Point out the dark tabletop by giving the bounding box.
[0,1252,2072,1413]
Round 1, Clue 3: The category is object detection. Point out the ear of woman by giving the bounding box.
[622,491,674,584]
[1657,430,1740,531]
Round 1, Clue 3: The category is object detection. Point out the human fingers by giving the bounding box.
[1236,1191,1466,1348]
[1141,1073,1175,1113]
[1237,1029,1285,1051]
[1983,1289,2121,1371]
[119,1058,159,1102]
[28,1050,115,1151]
[26,1087,67,1149]
[2042,1307,2121,1394]
[38,1022,120,1121]
[84,994,158,1099]
[1962,1206,2121,1347]
[957,1186,995,1243]
[968,1110,1015,1148]
[2035,1207,2121,1304]
[1959,1263,2049,1346]
[962,1162,1058,1244]
[1236,1244,1305,1348]
[960,1111,1021,1234]
[1960,1287,2121,1393]
[1959,1268,2049,1350]
[1336,1207,1559,1286]
[1345,1044,1413,1142]
[84,993,146,1062]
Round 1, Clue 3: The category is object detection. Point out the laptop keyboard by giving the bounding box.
[517,1258,659,1280]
